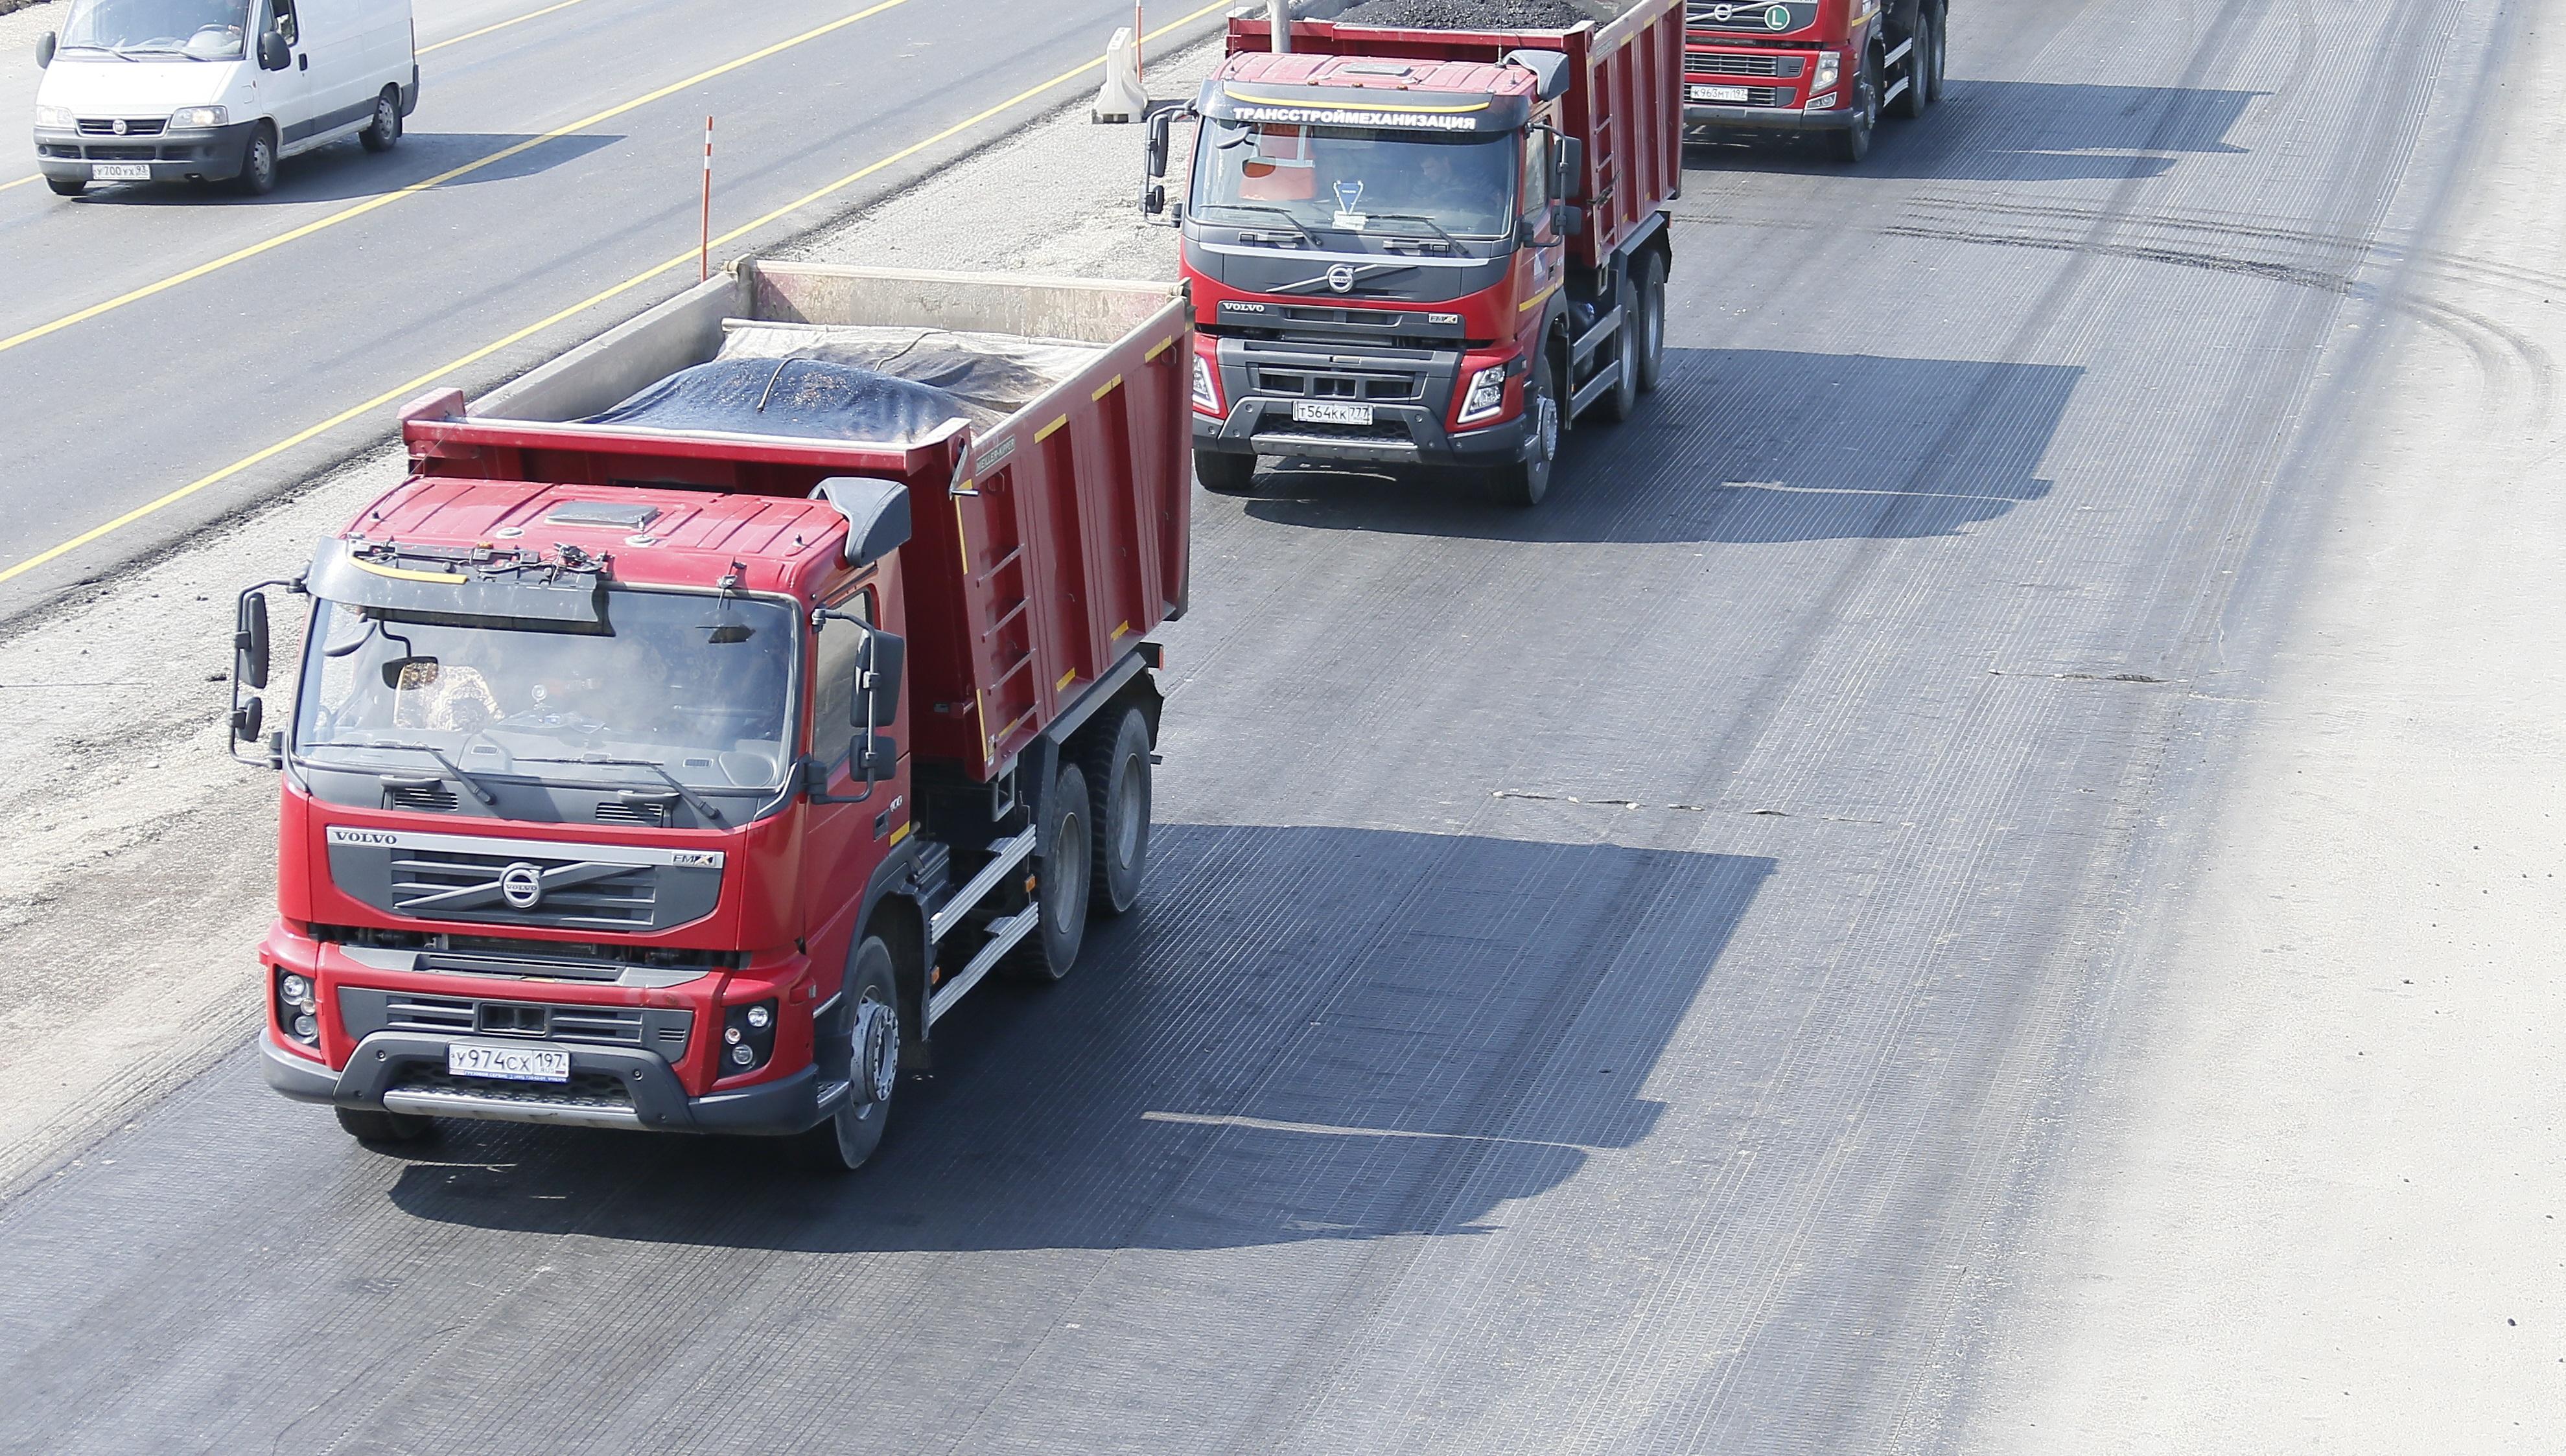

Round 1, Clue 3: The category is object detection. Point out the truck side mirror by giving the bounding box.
[1145,108,1174,183]
[1556,203,1587,238]
[36,31,55,68]
[258,29,290,71]
[1554,135,1585,203]
[235,590,271,690]
[232,695,264,744]
[853,629,905,729]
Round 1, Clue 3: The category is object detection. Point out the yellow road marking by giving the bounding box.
[418,0,593,56]
[0,0,1230,589]
[0,175,36,194]
[0,0,921,360]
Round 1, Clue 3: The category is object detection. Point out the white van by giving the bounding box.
[32,0,417,197]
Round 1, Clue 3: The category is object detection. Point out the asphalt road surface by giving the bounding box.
[0,0,1220,619]
[0,0,2543,1450]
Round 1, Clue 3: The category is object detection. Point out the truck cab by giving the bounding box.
[1681,0,1946,162]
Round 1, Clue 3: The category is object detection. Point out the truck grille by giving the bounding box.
[1686,52,1803,77]
[1252,365,1424,402]
[393,848,659,930]
[594,799,670,827]
[1259,417,1412,443]
[364,991,694,1054]
[384,784,460,813]
[388,1065,637,1110]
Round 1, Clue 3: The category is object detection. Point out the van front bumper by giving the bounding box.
[261,1030,833,1137]
[34,119,260,184]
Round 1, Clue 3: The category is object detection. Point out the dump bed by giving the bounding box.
[1230,0,1684,268]
[395,261,1193,782]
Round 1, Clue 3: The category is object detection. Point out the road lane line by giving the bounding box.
[0,0,1227,590]
[418,0,593,56]
[5,0,600,196]
[0,0,920,360]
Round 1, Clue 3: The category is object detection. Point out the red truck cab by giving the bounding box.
[239,262,1191,1170]
[1682,0,1947,162]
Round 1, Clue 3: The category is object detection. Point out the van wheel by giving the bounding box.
[790,938,900,1172]
[1005,763,1089,981]
[1597,267,1641,423]
[236,123,279,195]
[1196,451,1257,496]
[1082,707,1152,916]
[1633,251,1668,393]
[360,89,403,153]
[45,176,86,197]
[336,1107,433,1143]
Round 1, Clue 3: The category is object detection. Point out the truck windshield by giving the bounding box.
[58,0,251,59]
[293,589,799,796]
[1193,120,1518,240]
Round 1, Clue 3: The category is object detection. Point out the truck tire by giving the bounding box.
[1829,51,1878,163]
[1082,706,1152,916]
[360,88,404,152]
[1924,2,1948,104]
[1891,10,1933,120]
[1634,251,1668,394]
[1597,268,1641,423]
[791,938,900,1172]
[236,122,279,196]
[1196,451,1257,496]
[1007,763,1090,980]
[336,1107,433,1143]
[1487,347,1559,507]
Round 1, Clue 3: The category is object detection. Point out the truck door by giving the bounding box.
[802,587,909,993]
[1516,127,1563,330]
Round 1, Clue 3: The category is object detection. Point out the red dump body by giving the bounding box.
[1226,1,1685,272]
[399,264,1191,780]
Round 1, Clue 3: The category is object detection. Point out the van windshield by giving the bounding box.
[60,0,251,60]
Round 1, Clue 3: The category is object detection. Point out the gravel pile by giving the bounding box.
[1333,0,1595,29]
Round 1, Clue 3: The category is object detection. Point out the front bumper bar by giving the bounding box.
[1195,401,1533,470]
[262,1030,835,1137]
[34,119,261,185]
[1685,102,1861,132]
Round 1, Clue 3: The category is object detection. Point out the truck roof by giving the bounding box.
[344,476,850,599]
[1217,49,1542,100]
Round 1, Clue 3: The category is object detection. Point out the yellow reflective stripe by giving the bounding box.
[1091,375,1123,400]
[1226,89,1491,113]
[1519,283,1561,314]
[1056,669,1079,691]
[350,558,467,584]
[1144,336,1176,362]
[888,821,913,846]
[1035,415,1071,441]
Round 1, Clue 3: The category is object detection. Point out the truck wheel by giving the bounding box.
[1829,51,1878,163]
[1634,251,1668,394]
[1891,12,1933,120]
[1487,347,1559,507]
[45,176,86,198]
[336,1107,434,1143]
[791,938,900,1172]
[1007,763,1090,980]
[1196,451,1257,496]
[360,89,403,152]
[1082,706,1151,916]
[236,122,279,196]
[1925,2,1948,104]
[1598,268,1641,423]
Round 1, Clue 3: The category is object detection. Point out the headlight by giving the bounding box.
[719,999,778,1077]
[1191,352,1221,414]
[1455,362,1510,425]
[170,105,228,129]
[34,105,75,130]
[1813,51,1843,91]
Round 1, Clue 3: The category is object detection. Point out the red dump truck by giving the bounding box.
[1681,0,1946,161]
[237,261,1191,1170]
[1142,0,1684,506]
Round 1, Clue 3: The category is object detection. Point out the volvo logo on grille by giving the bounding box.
[498,862,546,909]
[1325,264,1358,294]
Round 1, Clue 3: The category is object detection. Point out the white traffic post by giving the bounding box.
[699,116,714,282]
[1093,24,1147,123]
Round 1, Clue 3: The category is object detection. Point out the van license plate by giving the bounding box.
[1292,401,1373,426]
[91,163,150,181]
[449,1043,570,1082]
[1688,85,1755,103]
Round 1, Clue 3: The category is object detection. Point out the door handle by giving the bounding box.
[297,54,308,71]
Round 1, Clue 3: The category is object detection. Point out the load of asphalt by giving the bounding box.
[1333,0,1596,29]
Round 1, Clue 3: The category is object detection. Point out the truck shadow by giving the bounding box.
[77,132,622,207]
[1240,347,2079,545]
[384,826,1775,1252]
[1690,80,2265,181]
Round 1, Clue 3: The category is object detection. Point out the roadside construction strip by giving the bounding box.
[0,0,1230,589]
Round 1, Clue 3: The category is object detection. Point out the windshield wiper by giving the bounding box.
[1363,212,1464,250]
[301,740,500,806]
[1196,202,1318,246]
[516,756,727,826]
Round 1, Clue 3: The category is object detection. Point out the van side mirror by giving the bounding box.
[1554,135,1585,203]
[235,590,271,689]
[36,31,55,68]
[853,629,905,729]
[258,30,290,71]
